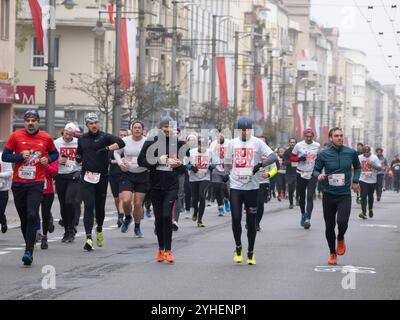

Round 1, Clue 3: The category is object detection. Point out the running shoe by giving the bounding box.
[233,247,243,263]
[134,225,144,238]
[121,215,132,233]
[224,198,231,213]
[356,196,361,204]
[83,238,93,251]
[58,219,64,227]
[67,230,75,242]
[165,250,175,264]
[337,239,346,256]
[117,213,124,228]
[304,217,311,230]
[246,252,256,265]
[358,212,367,220]
[48,216,55,233]
[41,236,48,250]
[218,207,224,216]
[328,253,337,265]
[289,204,294,209]
[96,231,104,247]
[192,212,197,222]
[300,214,306,227]
[377,196,381,202]
[369,209,374,218]
[22,249,33,266]
[146,210,152,218]
[185,211,191,219]
[197,222,205,228]
[1,223,7,234]
[156,249,165,263]
[61,232,69,243]
[256,225,262,232]
[172,221,179,232]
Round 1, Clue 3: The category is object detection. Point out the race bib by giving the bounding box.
[156,164,172,172]
[328,173,345,187]
[292,162,298,168]
[236,167,253,183]
[84,171,101,184]
[125,156,139,169]
[18,166,36,180]
[300,171,312,180]
[65,160,75,169]
[196,168,208,178]
[216,164,224,172]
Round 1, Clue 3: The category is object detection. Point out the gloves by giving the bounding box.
[222,174,230,183]
[208,164,216,171]
[96,146,109,154]
[252,163,262,175]
[298,156,307,162]
[186,164,198,173]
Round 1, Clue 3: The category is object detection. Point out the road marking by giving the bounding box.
[360,224,398,229]
[0,251,11,255]
[47,240,57,243]
[4,247,24,251]
[314,265,376,274]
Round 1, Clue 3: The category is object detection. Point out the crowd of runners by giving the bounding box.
[1,110,399,267]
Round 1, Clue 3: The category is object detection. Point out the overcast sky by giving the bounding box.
[310,0,400,89]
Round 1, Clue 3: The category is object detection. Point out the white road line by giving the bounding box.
[0,251,11,255]
[4,247,24,251]
[47,240,58,243]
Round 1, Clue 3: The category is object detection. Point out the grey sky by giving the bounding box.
[310,0,400,88]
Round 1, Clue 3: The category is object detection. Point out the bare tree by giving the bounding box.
[68,65,115,132]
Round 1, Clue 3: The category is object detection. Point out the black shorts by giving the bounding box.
[109,174,122,198]
[119,171,150,194]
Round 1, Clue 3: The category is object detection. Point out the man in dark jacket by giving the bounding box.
[138,117,187,264]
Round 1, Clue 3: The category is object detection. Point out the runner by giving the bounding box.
[283,138,298,209]
[256,136,278,232]
[225,117,277,265]
[390,154,400,193]
[54,123,81,242]
[39,153,58,249]
[1,110,59,265]
[375,148,388,202]
[358,145,382,219]
[138,117,187,264]
[109,128,129,228]
[184,134,197,219]
[172,124,185,231]
[0,148,13,234]
[210,130,231,217]
[313,127,361,265]
[289,128,320,229]
[355,142,364,204]
[114,121,148,238]
[276,147,286,201]
[187,137,212,227]
[75,113,125,251]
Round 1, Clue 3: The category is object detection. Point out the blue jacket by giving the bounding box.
[313,145,361,196]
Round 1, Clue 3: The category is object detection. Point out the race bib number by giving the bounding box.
[156,164,172,172]
[18,166,36,180]
[84,171,101,184]
[65,160,75,169]
[292,162,298,168]
[125,156,139,169]
[236,167,253,183]
[328,173,345,187]
[300,171,312,180]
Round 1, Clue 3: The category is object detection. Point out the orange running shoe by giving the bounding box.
[156,249,165,263]
[328,253,337,265]
[165,250,175,264]
[337,239,346,256]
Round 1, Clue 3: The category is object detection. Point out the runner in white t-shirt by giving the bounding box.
[358,145,382,219]
[289,128,320,229]
[225,117,277,265]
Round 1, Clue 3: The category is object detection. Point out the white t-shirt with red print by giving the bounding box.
[359,154,381,184]
[292,140,320,179]
[226,136,274,190]
[188,148,212,182]
[54,137,80,175]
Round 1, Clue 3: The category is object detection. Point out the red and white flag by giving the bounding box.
[120,18,137,90]
[256,76,268,120]
[108,4,114,24]
[28,0,48,61]
[296,103,304,137]
[216,56,234,111]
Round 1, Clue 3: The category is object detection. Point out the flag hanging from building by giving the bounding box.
[108,4,114,24]
[216,56,234,111]
[296,103,304,138]
[256,76,268,120]
[28,0,48,61]
[120,17,137,90]
[309,115,319,139]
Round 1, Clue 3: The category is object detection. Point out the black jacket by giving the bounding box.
[138,134,187,190]
[283,147,297,176]
[76,131,125,175]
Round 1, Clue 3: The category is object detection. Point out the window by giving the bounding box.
[94,38,104,73]
[1,0,10,40]
[32,37,60,68]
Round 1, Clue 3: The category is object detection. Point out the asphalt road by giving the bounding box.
[0,190,399,300]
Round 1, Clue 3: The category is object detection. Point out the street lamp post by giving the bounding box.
[45,0,75,137]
